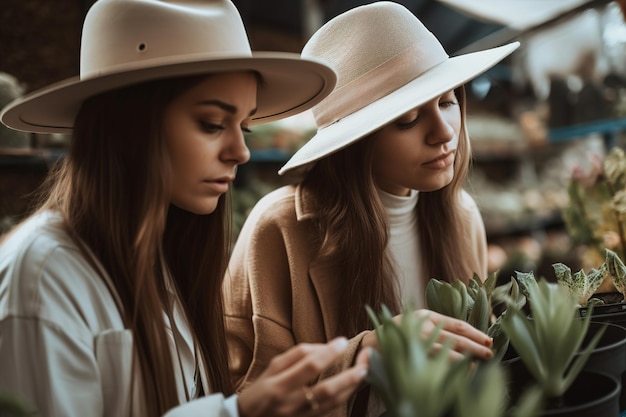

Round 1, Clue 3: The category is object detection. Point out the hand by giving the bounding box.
[361,309,494,360]
[237,337,369,417]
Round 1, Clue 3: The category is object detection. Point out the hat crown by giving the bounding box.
[80,0,252,79]
[303,1,448,127]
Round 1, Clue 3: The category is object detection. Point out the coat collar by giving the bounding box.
[294,184,319,221]
[293,184,345,338]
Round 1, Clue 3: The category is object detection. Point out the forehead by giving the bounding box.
[176,72,258,106]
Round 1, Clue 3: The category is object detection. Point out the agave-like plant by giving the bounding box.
[425,273,495,331]
[365,305,471,417]
[454,362,544,417]
[500,277,605,399]
[425,272,525,361]
[366,305,543,417]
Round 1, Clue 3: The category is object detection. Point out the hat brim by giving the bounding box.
[0,52,336,134]
[437,0,592,31]
[279,42,519,175]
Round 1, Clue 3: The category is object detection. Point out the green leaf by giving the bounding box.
[468,287,490,332]
[606,249,626,299]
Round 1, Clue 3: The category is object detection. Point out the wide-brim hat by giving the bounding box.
[278,1,519,175]
[436,0,594,31]
[0,0,337,134]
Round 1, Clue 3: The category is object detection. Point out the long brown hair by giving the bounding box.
[301,86,479,337]
[37,76,233,415]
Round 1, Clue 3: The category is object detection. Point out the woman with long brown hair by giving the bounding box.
[224,2,519,416]
[0,1,368,416]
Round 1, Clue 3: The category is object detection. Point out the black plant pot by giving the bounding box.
[581,321,626,380]
[501,321,626,374]
[579,293,626,330]
[580,299,626,412]
[506,363,620,417]
[501,320,626,414]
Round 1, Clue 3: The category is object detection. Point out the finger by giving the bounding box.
[433,328,494,360]
[263,337,348,377]
[354,346,370,368]
[429,342,466,361]
[272,338,349,387]
[417,310,493,347]
[299,364,369,417]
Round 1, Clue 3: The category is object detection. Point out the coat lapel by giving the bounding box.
[295,185,344,340]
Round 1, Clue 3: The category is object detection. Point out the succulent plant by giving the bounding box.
[551,248,626,306]
[500,277,605,399]
[365,305,471,417]
[366,304,543,417]
[552,261,606,307]
[425,272,525,361]
[454,362,544,417]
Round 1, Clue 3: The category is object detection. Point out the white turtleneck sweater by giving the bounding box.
[376,188,424,309]
[368,188,423,417]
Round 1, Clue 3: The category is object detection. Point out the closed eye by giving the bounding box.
[200,121,224,134]
[396,114,419,130]
[440,100,458,108]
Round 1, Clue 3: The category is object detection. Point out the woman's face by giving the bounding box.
[163,72,255,214]
[369,89,461,196]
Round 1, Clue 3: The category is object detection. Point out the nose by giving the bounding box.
[222,129,251,165]
[425,109,456,145]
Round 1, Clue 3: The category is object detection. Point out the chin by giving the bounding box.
[418,178,454,192]
[171,200,219,215]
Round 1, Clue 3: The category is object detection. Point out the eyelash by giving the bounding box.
[200,122,252,134]
[396,100,458,130]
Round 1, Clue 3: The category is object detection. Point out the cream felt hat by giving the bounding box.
[278,1,519,175]
[0,0,337,134]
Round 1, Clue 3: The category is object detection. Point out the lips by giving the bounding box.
[423,151,455,169]
[202,176,234,193]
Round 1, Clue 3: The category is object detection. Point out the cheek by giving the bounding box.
[448,112,462,141]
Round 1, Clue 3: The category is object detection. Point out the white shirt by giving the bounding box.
[0,211,238,417]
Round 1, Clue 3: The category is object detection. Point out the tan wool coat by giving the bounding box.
[223,184,488,417]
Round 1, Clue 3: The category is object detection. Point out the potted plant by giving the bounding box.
[562,249,626,326]
[424,272,526,361]
[550,248,626,411]
[365,304,543,417]
[561,146,626,293]
[500,277,619,416]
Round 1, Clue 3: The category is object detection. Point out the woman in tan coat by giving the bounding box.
[224,2,520,417]
[0,1,369,416]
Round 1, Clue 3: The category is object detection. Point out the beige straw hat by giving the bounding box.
[0,0,337,134]
[278,1,519,175]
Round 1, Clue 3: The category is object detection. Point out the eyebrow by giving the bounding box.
[197,99,257,116]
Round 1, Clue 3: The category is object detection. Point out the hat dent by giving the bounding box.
[80,0,252,78]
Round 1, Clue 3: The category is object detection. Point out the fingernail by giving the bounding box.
[332,337,349,350]
[484,337,493,347]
